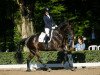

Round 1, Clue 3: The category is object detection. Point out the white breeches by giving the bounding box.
[45,28,50,36]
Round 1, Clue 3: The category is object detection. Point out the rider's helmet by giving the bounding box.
[45,7,49,11]
[44,7,49,13]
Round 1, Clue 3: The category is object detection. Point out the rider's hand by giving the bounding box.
[52,26,55,29]
[52,25,58,29]
[55,25,58,27]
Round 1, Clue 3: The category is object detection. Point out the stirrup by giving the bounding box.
[45,44,48,49]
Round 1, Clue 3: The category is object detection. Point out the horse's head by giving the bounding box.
[57,21,71,35]
[55,20,74,51]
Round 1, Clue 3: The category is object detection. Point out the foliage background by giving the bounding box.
[0,0,100,51]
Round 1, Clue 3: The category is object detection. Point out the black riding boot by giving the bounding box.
[45,36,50,49]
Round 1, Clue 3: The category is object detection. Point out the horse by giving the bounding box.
[16,21,74,71]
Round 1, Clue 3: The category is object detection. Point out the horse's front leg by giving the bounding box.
[64,52,75,71]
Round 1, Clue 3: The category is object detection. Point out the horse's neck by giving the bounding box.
[51,30,64,44]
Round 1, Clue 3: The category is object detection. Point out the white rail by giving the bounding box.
[0,62,100,70]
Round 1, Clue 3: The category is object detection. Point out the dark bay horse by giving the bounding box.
[17,21,74,71]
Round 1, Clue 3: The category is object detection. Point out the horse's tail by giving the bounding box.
[15,38,28,63]
[17,38,27,52]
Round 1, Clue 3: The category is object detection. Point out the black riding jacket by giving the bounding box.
[43,15,55,29]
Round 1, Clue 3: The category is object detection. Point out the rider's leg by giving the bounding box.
[44,28,50,49]
[45,28,50,37]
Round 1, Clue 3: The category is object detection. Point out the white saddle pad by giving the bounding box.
[38,32,46,42]
[38,30,54,43]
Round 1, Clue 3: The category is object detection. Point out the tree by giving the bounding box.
[0,0,19,52]
[16,0,34,38]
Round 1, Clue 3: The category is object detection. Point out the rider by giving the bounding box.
[43,7,57,49]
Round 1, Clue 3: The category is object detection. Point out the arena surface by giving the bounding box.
[0,68,100,75]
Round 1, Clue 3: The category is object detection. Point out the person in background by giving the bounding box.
[91,28,96,44]
[74,36,85,51]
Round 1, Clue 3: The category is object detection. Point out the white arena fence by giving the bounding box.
[0,62,100,70]
[88,45,100,50]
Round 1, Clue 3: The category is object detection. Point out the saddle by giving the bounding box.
[38,30,53,43]
[38,32,46,42]
[38,25,57,43]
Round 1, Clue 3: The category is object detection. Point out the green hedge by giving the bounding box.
[0,50,100,64]
[72,50,100,63]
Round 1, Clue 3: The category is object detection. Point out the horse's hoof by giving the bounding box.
[70,67,76,71]
[42,68,47,71]
[33,68,37,71]
[47,68,51,72]
[26,69,31,72]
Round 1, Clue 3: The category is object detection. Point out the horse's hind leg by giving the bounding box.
[35,51,45,65]
[35,51,51,72]
[26,52,34,71]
